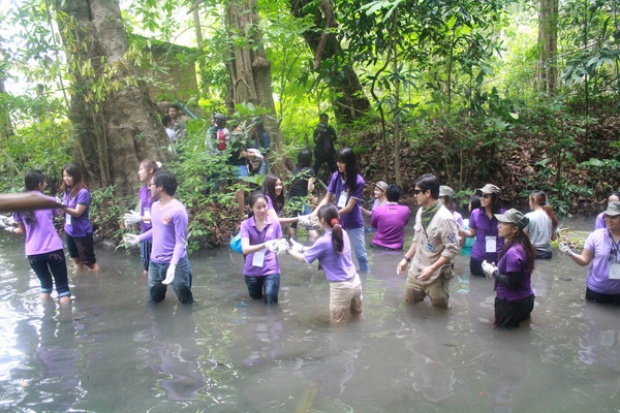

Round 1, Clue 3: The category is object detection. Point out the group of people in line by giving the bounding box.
[3,116,620,326]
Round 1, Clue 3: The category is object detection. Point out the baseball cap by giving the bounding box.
[604,201,620,217]
[477,184,501,195]
[495,208,529,229]
[374,181,388,192]
[439,186,455,197]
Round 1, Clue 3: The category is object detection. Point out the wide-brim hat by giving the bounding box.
[604,201,620,217]
[495,208,529,229]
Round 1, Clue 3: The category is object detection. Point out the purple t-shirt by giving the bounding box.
[469,208,504,262]
[139,199,188,265]
[13,193,64,256]
[240,215,282,277]
[584,229,620,294]
[452,211,464,229]
[303,229,356,282]
[139,185,153,233]
[370,203,411,249]
[595,212,605,230]
[63,187,93,237]
[326,172,365,229]
[495,243,534,301]
[265,195,281,216]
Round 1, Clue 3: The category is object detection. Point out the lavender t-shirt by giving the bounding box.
[139,199,188,265]
[63,187,93,237]
[584,229,620,294]
[326,172,365,229]
[13,193,64,256]
[139,185,153,233]
[240,215,282,277]
[303,229,356,282]
[595,212,605,230]
[469,208,504,262]
[495,243,534,301]
[370,203,411,249]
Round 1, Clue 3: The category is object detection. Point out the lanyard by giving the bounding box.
[609,231,620,260]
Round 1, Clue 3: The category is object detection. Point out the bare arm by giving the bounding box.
[567,248,594,267]
[241,237,268,255]
[397,242,417,274]
[286,248,308,264]
[63,203,87,218]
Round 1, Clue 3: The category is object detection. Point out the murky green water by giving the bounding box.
[0,219,618,412]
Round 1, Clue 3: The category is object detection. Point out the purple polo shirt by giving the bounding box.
[370,203,411,249]
[265,195,281,216]
[326,172,365,229]
[595,212,605,230]
[13,193,64,256]
[584,229,620,294]
[495,244,534,301]
[469,207,504,262]
[240,215,282,276]
[63,187,93,237]
[139,185,153,233]
[139,199,188,265]
[303,229,356,282]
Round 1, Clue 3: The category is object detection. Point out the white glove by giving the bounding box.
[162,264,176,285]
[481,260,497,279]
[276,238,290,255]
[123,210,141,227]
[4,226,16,233]
[289,238,305,253]
[559,242,574,257]
[123,234,140,246]
[298,214,320,229]
[264,239,279,253]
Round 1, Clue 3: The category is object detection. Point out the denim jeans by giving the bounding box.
[346,227,369,273]
[244,273,280,304]
[140,240,152,271]
[28,249,70,297]
[148,255,194,305]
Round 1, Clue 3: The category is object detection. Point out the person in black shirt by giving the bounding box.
[312,113,337,175]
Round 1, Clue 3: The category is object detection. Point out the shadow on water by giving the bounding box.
[0,216,619,412]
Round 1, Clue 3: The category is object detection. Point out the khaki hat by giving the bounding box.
[495,208,529,230]
[478,183,501,195]
[374,181,388,192]
[439,186,455,197]
[604,201,620,217]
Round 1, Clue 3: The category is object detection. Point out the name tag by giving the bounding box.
[66,214,72,226]
[252,250,265,268]
[610,262,620,280]
[485,236,496,253]
[337,191,348,209]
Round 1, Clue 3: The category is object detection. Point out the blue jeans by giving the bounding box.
[244,273,280,304]
[28,249,71,297]
[346,227,369,273]
[148,255,194,305]
[140,240,152,271]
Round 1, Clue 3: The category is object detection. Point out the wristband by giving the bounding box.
[403,256,411,263]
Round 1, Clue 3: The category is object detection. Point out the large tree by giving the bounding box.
[538,0,559,94]
[54,0,170,193]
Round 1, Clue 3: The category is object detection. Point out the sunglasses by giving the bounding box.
[481,194,492,199]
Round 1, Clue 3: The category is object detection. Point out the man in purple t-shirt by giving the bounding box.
[370,184,411,250]
[125,171,193,304]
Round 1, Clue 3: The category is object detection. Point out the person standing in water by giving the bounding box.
[524,190,558,260]
[11,170,71,305]
[61,163,99,272]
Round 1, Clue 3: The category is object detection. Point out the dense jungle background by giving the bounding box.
[0,0,619,251]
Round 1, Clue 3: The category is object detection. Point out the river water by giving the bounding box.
[0,218,618,413]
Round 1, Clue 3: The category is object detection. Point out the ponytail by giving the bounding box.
[318,204,344,255]
[531,190,558,228]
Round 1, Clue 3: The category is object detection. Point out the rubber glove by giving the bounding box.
[481,260,497,279]
[559,242,574,257]
[289,238,306,253]
[264,239,279,253]
[276,238,290,255]
[298,214,320,229]
[162,264,176,285]
[123,210,141,227]
[123,234,140,246]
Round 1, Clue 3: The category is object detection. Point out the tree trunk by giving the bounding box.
[0,50,14,140]
[225,0,285,174]
[537,0,559,94]
[290,0,370,125]
[54,0,170,193]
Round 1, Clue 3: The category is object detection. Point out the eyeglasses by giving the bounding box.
[481,194,492,199]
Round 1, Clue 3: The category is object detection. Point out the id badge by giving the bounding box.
[252,250,266,268]
[609,262,620,280]
[485,236,496,253]
[66,213,72,226]
[337,191,348,209]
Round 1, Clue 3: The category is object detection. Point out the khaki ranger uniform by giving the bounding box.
[405,204,459,308]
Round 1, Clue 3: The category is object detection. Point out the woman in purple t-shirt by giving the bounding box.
[240,192,284,304]
[61,163,99,272]
[124,160,160,276]
[12,170,71,305]
[287,204,363,323]
[482,209,535,328]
